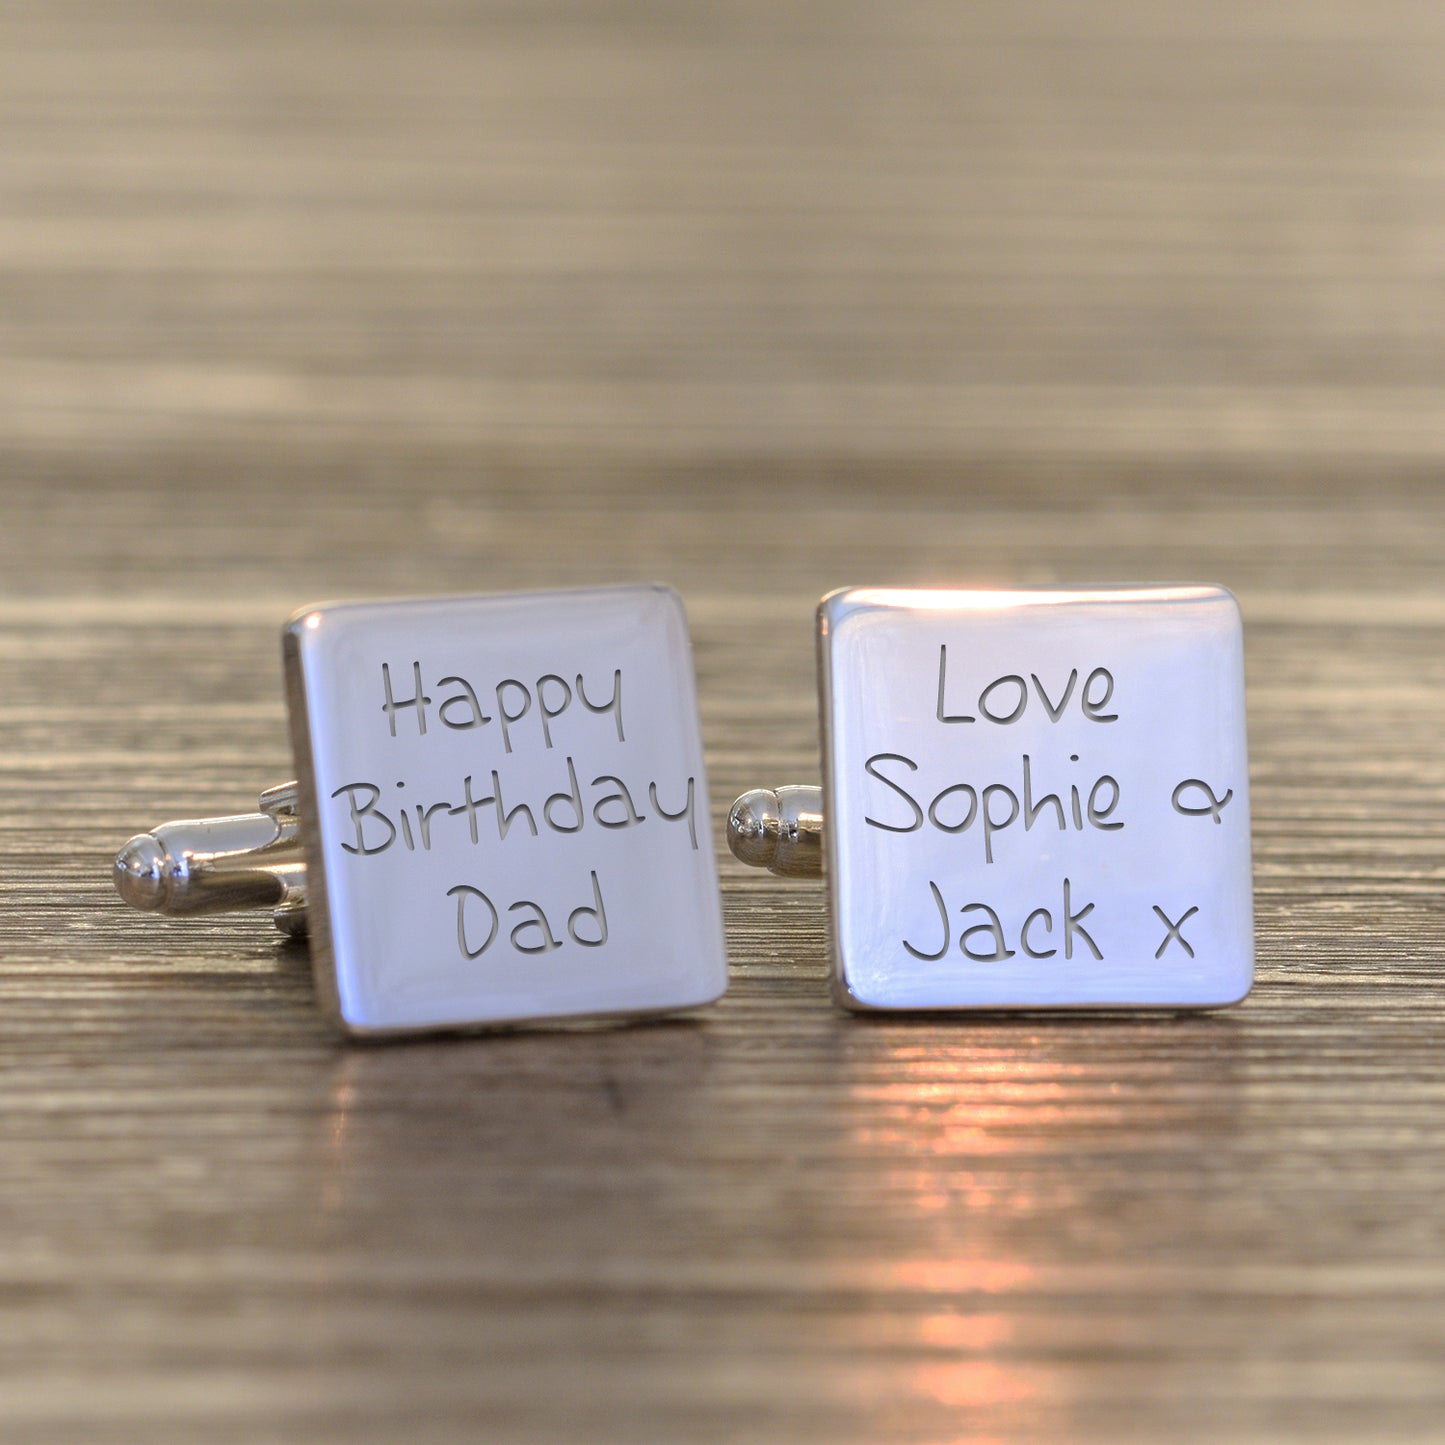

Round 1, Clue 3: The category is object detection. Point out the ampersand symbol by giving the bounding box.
[1171,779,1233,824]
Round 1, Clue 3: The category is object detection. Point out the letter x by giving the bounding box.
[1152,904,1200,959]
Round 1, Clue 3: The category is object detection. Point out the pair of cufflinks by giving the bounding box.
[114,583,1253,1038]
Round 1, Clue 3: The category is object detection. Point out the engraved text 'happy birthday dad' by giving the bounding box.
[328,662,698,963]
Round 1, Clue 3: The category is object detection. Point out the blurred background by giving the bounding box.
[5,0,1444,591]
[1,3,1442,1442]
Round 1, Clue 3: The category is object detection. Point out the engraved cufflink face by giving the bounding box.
[817,586,1253,1009]
[284,585,727,1035]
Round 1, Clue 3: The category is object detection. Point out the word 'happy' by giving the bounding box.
[381,661,624,752]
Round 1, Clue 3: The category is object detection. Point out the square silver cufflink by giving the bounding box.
[730,585,1253,1010]
[116,585,728,1037]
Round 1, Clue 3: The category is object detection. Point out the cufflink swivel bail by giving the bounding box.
[726,785,824,878]
[113,782,309,938]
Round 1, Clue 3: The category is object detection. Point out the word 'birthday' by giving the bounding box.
[381,661,624,752]
[332,758,699,856]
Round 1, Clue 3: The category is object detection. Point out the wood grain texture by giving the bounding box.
[1,2,1443,1440]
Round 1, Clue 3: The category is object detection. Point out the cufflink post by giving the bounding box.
[727,785,825,878]
[113,782,309,937]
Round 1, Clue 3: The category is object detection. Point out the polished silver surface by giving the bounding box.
[816,585,1253,1010]
[727,786,824,878]
[113,783,307,932]
[284,584,728,1036]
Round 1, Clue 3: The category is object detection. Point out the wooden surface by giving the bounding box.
[3,2,1444,1440]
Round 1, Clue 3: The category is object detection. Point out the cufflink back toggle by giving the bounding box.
[726,786,824,879]
[115,782,309,936]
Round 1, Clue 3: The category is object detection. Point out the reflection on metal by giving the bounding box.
[727,785,824,878]
[113,781,308,937]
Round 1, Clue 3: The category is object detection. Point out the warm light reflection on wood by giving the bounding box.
[846,1040,1078,1424]
[911,1359,1039,1409]
[849,1048,1112,1162]
[916,1313,1012,1352]
[883,1259,1037,1296]
[321,1077,355,1213]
